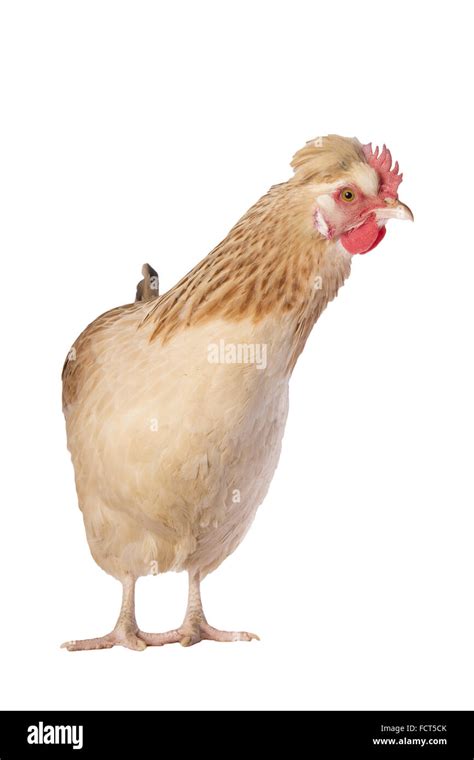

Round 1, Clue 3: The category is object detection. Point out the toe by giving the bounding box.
[239,632,260,642]
[179,631,201,647]
[138,630,181,646]
[200,624,260,643]
[122,635,147,651]
[61,637,114,651]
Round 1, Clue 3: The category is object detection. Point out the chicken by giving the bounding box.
[62,135,413,651]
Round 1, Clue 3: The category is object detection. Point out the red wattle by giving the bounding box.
[340,216,386,255]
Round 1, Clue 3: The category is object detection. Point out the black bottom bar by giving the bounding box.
[0,711,472,756]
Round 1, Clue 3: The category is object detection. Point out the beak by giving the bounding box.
[375,198,414,223]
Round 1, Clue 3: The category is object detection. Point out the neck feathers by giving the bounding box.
[145,182,351,368]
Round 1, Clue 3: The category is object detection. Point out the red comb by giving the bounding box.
[362,143,403,198]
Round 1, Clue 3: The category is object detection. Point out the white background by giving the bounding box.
[0,0,472,711]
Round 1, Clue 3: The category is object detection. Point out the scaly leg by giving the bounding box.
[61,575,146,651]
[139,570,259,647]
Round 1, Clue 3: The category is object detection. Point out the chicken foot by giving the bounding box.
[140,570,260,647]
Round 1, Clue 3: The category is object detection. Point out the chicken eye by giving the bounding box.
[341,188,356,202]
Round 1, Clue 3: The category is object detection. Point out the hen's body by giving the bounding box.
[62,135,411,650]
[64,306,291,581]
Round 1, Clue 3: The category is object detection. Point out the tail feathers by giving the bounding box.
[135,263,159,302]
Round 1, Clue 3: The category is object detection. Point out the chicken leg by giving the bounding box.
[61,575,146,651]
[140,570,260,647]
